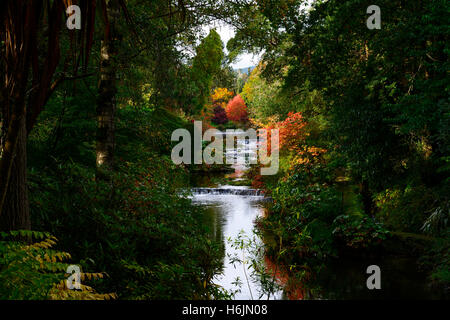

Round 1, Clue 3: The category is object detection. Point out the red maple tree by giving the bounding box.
[277,112,308,151]
[225,95,249,123]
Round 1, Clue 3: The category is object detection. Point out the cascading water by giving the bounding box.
[191,187,265,197]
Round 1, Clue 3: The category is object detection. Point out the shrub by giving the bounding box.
[29,157,225,299]
[28,104,226,299]
[332,215,390,249]
[211,88,233,105]
[211,104,228,125]
[277,112,308,152]
[375,185,438,233]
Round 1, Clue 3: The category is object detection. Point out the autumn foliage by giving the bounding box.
[210,88,233,125]
[211,105,228,124]
[211,88,234,104]
[276,112,327,166]
[225,95,249,123]
[277,112,308,152]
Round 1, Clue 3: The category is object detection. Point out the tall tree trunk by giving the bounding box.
[1,0,105,229]
[96,0,119,171]
[0,62,31,231]
[0,116,30,231]
[0,1,35,230]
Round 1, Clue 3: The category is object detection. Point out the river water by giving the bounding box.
[192,186,282,299]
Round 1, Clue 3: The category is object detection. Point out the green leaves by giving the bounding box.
[332,215,390,249]
[190,29,225,114]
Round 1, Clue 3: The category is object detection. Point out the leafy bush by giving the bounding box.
[211,105,228,125]
[261,162,342,266]
[332,215,390,249]
[211,88,233,105]
[29,157,225,299]
[0,230,114,300]
[27,100,226,299]
[375,185,439,233]
[277,112,308,152]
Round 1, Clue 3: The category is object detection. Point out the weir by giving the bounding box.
[191,187,265,197]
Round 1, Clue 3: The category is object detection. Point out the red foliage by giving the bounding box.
[277,112,308,151]
[251,173,265,189]
[277,112,327,166]
[211,104,228,124]
[225,95,249,123]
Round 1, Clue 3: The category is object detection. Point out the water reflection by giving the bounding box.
[192,187,283,300]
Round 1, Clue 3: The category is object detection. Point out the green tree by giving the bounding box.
[190,29,224,114]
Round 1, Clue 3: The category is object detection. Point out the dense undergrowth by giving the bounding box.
[0,92,227,299]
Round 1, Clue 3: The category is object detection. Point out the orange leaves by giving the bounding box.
[225,94,249,123]
[273,112,327,167]
[277,112,308,152]
[291,146,328,166]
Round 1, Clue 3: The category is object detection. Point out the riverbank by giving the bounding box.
[251,154,449,299]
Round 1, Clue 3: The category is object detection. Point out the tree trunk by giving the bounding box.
[0,1,34,230]
[96,0,119,171]
[1,0,100,230]
[0,116,30,231]
[360,180,374,217]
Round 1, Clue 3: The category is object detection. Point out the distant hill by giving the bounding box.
[234,66,255,75]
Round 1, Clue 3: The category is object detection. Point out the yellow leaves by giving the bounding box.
[374,188,401,206]
[249,115,279,128]
[414,136,432,159]
[79,272,105,281]
[49,271,115,300]
[49,287,118,301]
[57,251,72,261]
[25,236,58,250]
[29,249,71,265]
[288,146,328,169]
[211,88,234,103]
